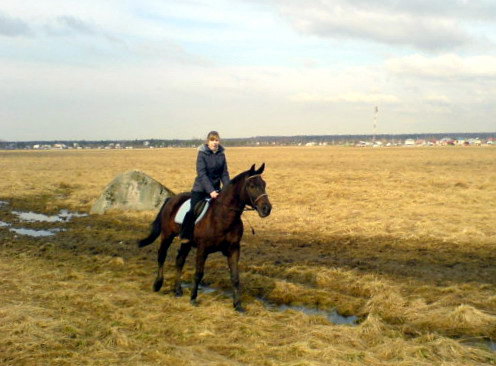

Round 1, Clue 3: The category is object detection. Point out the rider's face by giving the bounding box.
[208,138,220,151]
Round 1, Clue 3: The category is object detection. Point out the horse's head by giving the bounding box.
[244,163,272,218]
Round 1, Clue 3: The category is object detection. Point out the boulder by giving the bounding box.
[90,170,175,214]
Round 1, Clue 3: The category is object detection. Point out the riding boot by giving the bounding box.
[180,211,195,240]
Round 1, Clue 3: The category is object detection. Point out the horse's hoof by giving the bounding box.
[174,287,183,297]
[190,299,199,307]
[234,304,246,313]
[153,279,163,292]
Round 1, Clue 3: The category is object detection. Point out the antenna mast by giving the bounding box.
[373,106,378,143]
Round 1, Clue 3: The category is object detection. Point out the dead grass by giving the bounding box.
[0,146,495,365]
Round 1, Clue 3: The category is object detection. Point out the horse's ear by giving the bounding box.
[249,164,256,175]
[255,163,265,175]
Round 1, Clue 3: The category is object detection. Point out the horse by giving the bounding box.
[138,163,272,311]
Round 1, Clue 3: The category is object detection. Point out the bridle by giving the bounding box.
[240,174,269,235]
[223,173,269,216]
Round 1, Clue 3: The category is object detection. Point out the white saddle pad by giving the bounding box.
[174,198,210,224]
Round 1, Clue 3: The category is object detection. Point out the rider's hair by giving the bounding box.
[207,131,220,141]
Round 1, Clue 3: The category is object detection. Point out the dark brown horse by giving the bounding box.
[138,164,271,311]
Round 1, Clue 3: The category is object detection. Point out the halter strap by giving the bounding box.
[252,193,268,205]
[241,193,268,213]
[246,174,261,180]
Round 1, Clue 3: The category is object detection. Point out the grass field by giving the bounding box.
[1,146,495,365]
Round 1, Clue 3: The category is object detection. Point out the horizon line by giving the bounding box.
[3,131,496,143]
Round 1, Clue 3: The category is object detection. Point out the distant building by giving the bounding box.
[440,137,455,145]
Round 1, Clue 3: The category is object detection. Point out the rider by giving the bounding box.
[180,131,230,241]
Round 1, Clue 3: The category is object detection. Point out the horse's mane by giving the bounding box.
[227,169,250,186]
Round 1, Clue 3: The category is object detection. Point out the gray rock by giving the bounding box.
[90,170,175,214]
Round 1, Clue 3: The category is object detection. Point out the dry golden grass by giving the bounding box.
[1,146,495,365]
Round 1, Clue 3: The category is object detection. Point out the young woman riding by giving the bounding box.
[179,130,230,241]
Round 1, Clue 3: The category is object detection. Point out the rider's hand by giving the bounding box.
[210,191,219,199]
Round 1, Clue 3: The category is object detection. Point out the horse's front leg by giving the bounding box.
[190,248,207,306]
[173,242,191,297]
[226,244,244,312]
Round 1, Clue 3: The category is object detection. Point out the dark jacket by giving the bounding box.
[192,144,230,193]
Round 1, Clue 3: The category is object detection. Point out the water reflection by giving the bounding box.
[12,209,87,223]
[0,203,85,237]
[181,282,359,325]
[181,282,218,294]
[275,304,359,325]
[462,337,496,353]
[10,227,59,237]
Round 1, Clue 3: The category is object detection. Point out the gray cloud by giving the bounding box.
[0,12,32,37]
[269,0,491,51]
[43,15,98,36]
[56,16,96,34]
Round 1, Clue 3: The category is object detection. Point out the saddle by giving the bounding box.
[174,198,210,225]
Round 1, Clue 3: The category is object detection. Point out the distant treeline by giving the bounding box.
[1,132,495,150]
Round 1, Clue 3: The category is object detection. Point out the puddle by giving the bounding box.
[0,220,65,237]
[181,282,359,325]
[490,339,496,351]
[182,282,218,294]
[461,337,496,353]
[1,208,86,237]
[476,338,496,352]
[274,304,359,326]
[0,205,87,237]
[10,228,60,237]
[57,209,88,220]
[12,211,64,223]
[12,209,87,223]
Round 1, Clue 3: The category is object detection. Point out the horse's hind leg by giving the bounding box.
[173,242,191,297]
[153,234,174,292]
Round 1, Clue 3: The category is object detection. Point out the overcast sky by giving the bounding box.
[1,0,496,141]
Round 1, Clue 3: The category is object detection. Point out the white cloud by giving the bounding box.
[290,92,400,104]
[424,94,451,104]
[268,0,495,51]
[386,54,496,79]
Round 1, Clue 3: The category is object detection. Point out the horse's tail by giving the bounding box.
[138,198,170,248]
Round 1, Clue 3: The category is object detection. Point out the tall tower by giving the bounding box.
[373,106,378,143]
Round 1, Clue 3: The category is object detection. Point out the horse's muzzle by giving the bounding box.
[257,201,272,218]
